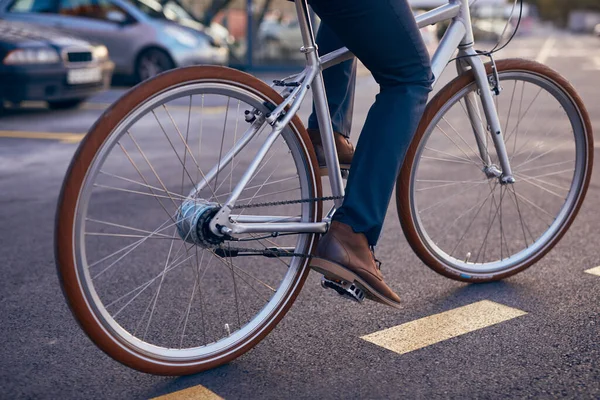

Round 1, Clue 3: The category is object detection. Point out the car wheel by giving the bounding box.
[48,99,84,110]
[135,49,175,83]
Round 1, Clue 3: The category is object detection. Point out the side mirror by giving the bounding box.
[106,10,128,24]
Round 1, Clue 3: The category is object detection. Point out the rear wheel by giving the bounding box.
[56,66,322,375]
[397,59,593,282]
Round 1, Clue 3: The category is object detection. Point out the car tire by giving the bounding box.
[135,48,175,83]
[48,99,84,110]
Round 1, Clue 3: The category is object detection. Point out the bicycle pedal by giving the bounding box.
[320,277,365,303]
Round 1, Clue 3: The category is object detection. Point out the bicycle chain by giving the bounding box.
[218,195,344,258]
[230,195,343,209]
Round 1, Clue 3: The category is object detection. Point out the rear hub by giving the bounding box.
[176,199,224,247]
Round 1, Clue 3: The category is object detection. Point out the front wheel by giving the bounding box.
[397,59,593,282]
[56,66,322,375]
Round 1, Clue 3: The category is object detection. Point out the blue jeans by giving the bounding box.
[307,0,434,246]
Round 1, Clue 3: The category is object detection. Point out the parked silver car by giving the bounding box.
[0,0,229,82]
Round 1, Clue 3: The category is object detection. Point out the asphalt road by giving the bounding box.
[1,30,600,399]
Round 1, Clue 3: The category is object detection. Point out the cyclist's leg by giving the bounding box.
[307,22,357,138]
[309,0,434,246]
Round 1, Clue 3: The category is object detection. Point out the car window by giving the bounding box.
[127,0,166,20]
[162,1,194,21]
[9,0,56,13]
[58,0,130,22]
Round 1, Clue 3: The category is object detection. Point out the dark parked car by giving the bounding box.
[0,20,114,109]
[0,0,229,82]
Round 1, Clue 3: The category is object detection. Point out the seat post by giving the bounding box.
[293,0,346,206]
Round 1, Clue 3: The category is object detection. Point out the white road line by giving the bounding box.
[536,37,556,64]
[361,300,527,355]
[584,266,600,276]
[151,385,223,400]
[583,56,600,71]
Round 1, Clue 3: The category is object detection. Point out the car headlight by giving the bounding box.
[3,48,60,65]
[164,26,199,47]
[92,45,109,61]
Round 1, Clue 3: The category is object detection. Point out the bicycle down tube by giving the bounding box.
[209,0,515,236]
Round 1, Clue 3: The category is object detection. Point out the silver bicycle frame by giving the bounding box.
[208,0,514,237]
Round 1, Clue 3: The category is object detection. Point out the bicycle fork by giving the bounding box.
[458,48,515,184]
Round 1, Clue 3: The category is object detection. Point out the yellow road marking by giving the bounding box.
[0,130,84,143]
[151,385,223,400]
[584,266,600,276]
[80,103,228,113]
[17,101,227,113]
[361,300,527,355]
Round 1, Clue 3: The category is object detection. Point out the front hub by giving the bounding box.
[176,199,224,247]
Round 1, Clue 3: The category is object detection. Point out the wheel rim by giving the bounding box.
[72,82,316,362]
[410,71,588,275]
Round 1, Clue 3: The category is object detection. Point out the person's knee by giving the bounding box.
[374,61,433,93]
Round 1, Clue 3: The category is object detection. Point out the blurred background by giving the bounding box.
[0,0,599,110]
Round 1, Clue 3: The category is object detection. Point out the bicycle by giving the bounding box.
[55,0,593,375]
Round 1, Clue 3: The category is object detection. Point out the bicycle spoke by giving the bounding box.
[424,146,477,165]
[517,160,574,174]
[90,217,177,276]
[508,185,533,248]
[226,244,243,329]
[504,79,517,138]
[514,141,570,170]
[449,181,497,257]
[474,184,505,263]
[421,155,473,165]
[117,140,178,220]
[435,124,482,167]
[150,110,197,191]
[209,250,275,298]
[214,176,299,200]
[441,116,486,165]
[519,168,574,181]
[98,171,188,200]
[213,97,231,194]
[143,229,178,340]
[513,189,555,223]
[86,218,173,238]
[515,173,570,197]
[93,183,184,201]
[434,181,497,242]
[418,180,487,214]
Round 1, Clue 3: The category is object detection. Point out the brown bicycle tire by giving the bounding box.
[396,59,594,283]
[55,66,323,375]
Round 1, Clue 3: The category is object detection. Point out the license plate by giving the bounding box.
[67,67,102,85]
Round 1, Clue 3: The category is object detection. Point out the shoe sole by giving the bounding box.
[310,257,401,309]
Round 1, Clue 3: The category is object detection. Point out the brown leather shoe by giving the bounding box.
[307,129,354,174]
[311,221,401,307]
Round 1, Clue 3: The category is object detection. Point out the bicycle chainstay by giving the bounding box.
[213,195,344,258]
